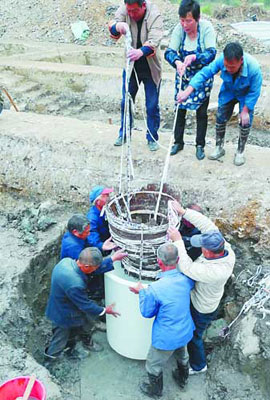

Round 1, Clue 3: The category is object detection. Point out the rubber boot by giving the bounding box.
[172,362,189,389]
[140,372,163,398]
[208,122,226,160]
[234,125,250,166]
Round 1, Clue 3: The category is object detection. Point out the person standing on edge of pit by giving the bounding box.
[164,0,216,160]
[45,247,126,362]
[177,42,263,166]
[168,200,235,375]
[87,186,117,255]
[129,243,195,398]
[108,0,163,152]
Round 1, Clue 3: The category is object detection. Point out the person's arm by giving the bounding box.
[164,24,183,68]
[189,55,222,90]
[66,286,104,316]
[142,4,163,56]
[243,66,263,111]
[108,5,128,39]
[93,250,128,275]
[139,286,159,318]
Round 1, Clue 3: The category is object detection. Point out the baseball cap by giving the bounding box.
[89,186,113,203]
[190,230,225,251]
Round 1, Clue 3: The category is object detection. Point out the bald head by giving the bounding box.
[79,247,103,267]
[157,243,178,266]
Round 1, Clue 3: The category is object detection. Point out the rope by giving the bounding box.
[118,28,134,200]
[153,74,182,221]
[220,266,270,338]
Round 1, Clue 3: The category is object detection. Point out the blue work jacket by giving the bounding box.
[46,258,113,328]
[61,231,87,260]
[87,206,110,250]
[139,269,195,351]
[190,53,262,110]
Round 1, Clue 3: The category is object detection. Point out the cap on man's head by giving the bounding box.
[190,230,225,251]
[89,186,113,203]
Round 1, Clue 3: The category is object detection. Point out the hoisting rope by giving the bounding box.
[220,266,270,338]
[119,28,134,220]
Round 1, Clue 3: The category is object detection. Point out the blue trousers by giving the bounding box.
[119,69,160,142]
[187,302,218,371]
[216,99,253,126]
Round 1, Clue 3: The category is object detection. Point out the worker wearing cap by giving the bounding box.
[87,186,116,254]
[45,247,126,361]
[168,201,235,375]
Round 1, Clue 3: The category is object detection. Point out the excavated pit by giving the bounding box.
[0,32,270,400]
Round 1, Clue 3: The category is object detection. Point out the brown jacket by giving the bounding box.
[109,1,163,86]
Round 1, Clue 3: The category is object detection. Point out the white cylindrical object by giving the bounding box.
[105,261,154,360]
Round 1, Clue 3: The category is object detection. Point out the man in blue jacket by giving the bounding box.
[177,42,262,166]
[87,186,116,254]
[45,247,123,361]
[61,214,122,301]
[130,242,194,398]
[61,214,91,260]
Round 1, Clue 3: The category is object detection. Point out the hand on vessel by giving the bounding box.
[102,237,117,251]
[129,281,144,294]
[111,249,128,262]
[167,227,182,242]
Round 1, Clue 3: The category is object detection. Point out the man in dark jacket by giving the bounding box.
[61,213,118,301]
[130,243,194,398]
[180,204,202,261]
[45,247,126,361]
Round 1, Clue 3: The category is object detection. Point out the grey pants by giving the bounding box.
[46,319,95,357]
[146,345,189,376]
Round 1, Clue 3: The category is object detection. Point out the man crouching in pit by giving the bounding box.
[44,247,125,361]
[130,243,195,398]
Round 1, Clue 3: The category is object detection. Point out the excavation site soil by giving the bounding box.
[0,0,270,399]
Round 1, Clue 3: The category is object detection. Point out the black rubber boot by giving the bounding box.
[172,362,189,389]
[140,372,163,398]
[208,122,226,160]
[234,125,250,166]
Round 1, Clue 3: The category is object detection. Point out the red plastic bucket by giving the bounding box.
[0,376,46,400]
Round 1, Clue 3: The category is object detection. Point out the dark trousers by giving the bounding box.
[216,99,254,126]
[187,302,218,371]
[46,319,95,357]
[174,98,210,147]
[119,69,160,142]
